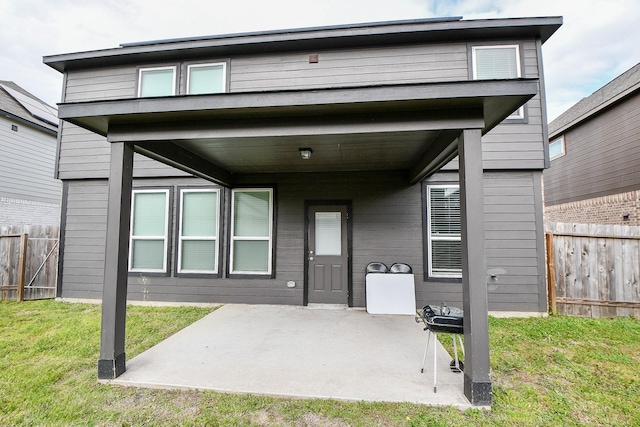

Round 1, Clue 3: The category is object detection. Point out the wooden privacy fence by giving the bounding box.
[1,225,59,301]
[546,222,640,318]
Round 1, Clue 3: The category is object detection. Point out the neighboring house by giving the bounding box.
[544,62,640,225]
[0,81,61,226]
[44,16,562,405]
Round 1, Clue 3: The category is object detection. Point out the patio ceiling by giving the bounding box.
[57,79,539,186]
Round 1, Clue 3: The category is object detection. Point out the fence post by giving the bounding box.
[545,233,557,315]
[17,234,28,302]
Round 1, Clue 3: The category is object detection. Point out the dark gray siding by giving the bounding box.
[61,43,469,102]
[420,170,546,312]
[230,43,468,91]
[60,169,546,312]
[0,116,61,204]
[60,180,108,299]
[544,92,640,206]
[64,66,137,102]
[480,40,545,170]
[57,122,191,180]
[58,40,545,178]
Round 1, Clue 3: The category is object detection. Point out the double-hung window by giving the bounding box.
[178,189,220,274]
[138,66,176,97]
[129,189,170,273]
[187,63,226,95]
[426,185,462,279]
[472,45,523,119]
[230,189,273,275]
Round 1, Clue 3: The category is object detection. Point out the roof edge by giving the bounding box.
[549,62,640,138]
[44,16,562,73]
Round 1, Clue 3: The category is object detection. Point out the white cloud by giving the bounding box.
[1,0,638,121]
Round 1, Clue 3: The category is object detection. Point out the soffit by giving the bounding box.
[57,79,537,184]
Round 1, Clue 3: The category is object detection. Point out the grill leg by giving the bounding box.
[452,334,460,372]
[433,332,438,393]
[421,330,431,373]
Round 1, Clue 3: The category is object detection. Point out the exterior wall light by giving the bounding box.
[299,148,313,160]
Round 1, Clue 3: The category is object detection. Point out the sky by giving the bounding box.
[1,0,639,121]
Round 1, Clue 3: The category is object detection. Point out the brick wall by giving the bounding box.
[0,197,60,226]
[544,190,640,225]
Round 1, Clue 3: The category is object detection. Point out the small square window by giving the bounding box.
[187,63,226,95]
[138,67,176,97]
[472,45,521,80]
[549,136,565,160]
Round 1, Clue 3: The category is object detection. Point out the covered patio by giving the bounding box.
[107,304,475,408]
[54,74,538,406]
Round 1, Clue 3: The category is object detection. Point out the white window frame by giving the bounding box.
[129,189,170,273]
[230,188,274,275]
[549,136,566,160]
[472,45,523,119]
[177,188,220,274]
[186,62,227,95]
[427,184,462,279]
[137,66,177,97]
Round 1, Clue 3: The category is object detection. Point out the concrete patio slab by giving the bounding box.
[108,304,471,408]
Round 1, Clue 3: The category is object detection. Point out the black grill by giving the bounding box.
[419,303,463,335]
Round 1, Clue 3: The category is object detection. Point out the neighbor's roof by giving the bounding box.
[0,81,58,133]
[43,16,562,73]
[549,62,640,137]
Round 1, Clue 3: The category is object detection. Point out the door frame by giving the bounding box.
[303,200,353,306]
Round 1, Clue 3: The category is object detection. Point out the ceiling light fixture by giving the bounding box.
[299,148,313,160]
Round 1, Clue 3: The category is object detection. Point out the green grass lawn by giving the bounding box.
[1,300,638,426]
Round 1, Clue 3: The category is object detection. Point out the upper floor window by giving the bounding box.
[425,184,462,279]
[472,45,521,80]
[138,66,176,97]
[549,136,566,160]
[472,45,523,120]
[230,189,274,275]
[129,189,170,273]
[187,63,226,95]
[178,189,220,274]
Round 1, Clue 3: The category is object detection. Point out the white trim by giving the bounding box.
[549,136,566,160]
[178,188,220,274]
[138,66,177,97]
[129,189,170,273]
[230,188,274,275]
[186,62,227,95]
[427,184,462,279]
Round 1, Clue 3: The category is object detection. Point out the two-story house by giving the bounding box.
[0,81,60,226]
[544,62,640,225]
[44,16,561,405]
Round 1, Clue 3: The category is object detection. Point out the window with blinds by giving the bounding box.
[129,189,170,272]
[230,189,273,275]
[427,185,462,278]
[472,45,523,119]
[178,189,219,274]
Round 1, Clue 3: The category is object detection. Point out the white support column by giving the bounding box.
[458,128,492,406]
[98,142,134,379]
